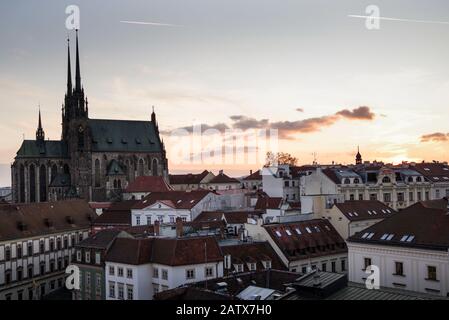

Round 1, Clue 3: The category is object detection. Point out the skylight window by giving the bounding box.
[362,232,369,239]
[295,228,302,235]
[406,235,415,242]
[314,226,321,232]
[275,231,282,237]
[386,209,391,213]
[305,227,312,233]
[353,211,359,216]
[177,200,182,204]
[443,177,449,180]
[444,168,449,171]
[367,210,372,215]
[372,210,377,215]
[386,234,394,241]
[366,233,375,239]
[348,212,353,217]
[433,177,439,180]
[400,235,409,242]
[424,168,430,171]
[285,229,292,236]
[380,233,389,240]
[381,210,386,214]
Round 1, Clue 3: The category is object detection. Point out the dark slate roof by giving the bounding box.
[242,170,262,181]
[77,229,122,249]
[223,211,263,224]
[264,220,347,262]
[209,172,240,184]
[93,210,131,226]
[15,140,68,159]
[411,162,449,182]
[49,173,71,187]
[154,287,235,300]
[0,200,94,241]
[255,196,283,210]
[133,190,213,209]
[124,176,173,193]
[169,170,210,185]
[107,159,126,176]
[348,199,449,251]
[105,238,153,265]
[88,119,162,153]
[334,200,396,221]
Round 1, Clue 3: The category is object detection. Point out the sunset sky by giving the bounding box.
[1,0,449,186]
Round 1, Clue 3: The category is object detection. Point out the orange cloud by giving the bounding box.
[420,132,449,142]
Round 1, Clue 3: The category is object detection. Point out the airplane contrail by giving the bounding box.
[120,20,183,27]
[348,15,449,25]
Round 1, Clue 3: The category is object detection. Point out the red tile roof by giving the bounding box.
[410,162,449,182]
[106,236,223,266]
[124,176,173,193]
[133,190,213,209]
[242,170,262,181]
[255,196,283,210]
[223,211,263,224]
[93,210,131,226]
[0,200,94,241]
[169,170,210,185]
[349,199,449,251]
[334,200,396,221]
[264,220,347,262]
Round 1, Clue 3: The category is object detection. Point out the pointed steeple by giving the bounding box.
[75,29,82,92]
[36,107,45,141]
[356,146,362,165]
[67,37,72,96]
[151,106,156,122]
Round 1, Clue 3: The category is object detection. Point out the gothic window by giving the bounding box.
[113,179,118,189]
[29,164,36,203]
[50,164,58,184]
[152,159,158,176]
[78,128,85,150]
[39,165,47,202]
[94,159,100,187]
[117,179,122,189]
[19,164,25,203]
[382,176,391,183]
[138,159,144,177]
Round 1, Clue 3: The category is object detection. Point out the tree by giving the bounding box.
[265,152,298,166]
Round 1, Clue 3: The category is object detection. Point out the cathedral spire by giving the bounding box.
[67,36,72,96]
[75,29,82,92]
[36,107,45,141]
[355,146,362,165]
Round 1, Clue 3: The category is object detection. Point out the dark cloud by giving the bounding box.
[420,132,449,142]
[230,116,269,130]
[335,106,375,120]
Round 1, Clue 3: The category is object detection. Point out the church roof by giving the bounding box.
[15,140,69,159]
[88,119,163,153]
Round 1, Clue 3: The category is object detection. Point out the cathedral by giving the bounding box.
[11,31,168,203]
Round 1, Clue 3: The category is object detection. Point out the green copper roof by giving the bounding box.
[16,140,69,159]
[88,119,163,153]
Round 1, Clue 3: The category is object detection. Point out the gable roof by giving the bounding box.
[105,236,223,266]
[93,210,131,226]
[77,229,122,249]
[88,119,162,153]
[223,211,264,224]
[169,170,210,185]
[209,172,240,184]
[334,200,396,221]
[0,200,94,241]
[242,170,262,181]
[133,190,213,209]
[15,140,69,159]
[348,199,449,251]
[194,211,224,223]
[264,220,347,262]
[124,176,173,193]
[255,196,283,210]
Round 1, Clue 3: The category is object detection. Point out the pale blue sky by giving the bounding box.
[0,0,449,185]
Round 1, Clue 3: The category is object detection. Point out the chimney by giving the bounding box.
[154,220,160,236]
[250,170,253,175]
[176,217,183,238]
[219,170,223,175]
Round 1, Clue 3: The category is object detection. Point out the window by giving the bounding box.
[153,284,159,294]
[349,194,354,201]
[49,238,55,251]
[417,192,422,201]
[40,262,45,275]
[76,250,82,262]
[39,240,44,253]
[364,258,372,270]
[146,216,151,225]
[354,178,360,184]
[409,192,414,201]
[169,216,175,223]
[109,282,116,298]
[343,178,350,184]
[127,269,133,279]
[85,251,91,263]
[63,237,68,249]
[117,267,124,277]
[321,263,327,272]
[118,283,124,300]
[127,285,134,300]
[235,264,244,273]
[17,268,23,281]
[369,193,377,201]
[331,261,336,273]
[383,193,391,202]
[27,242,33,256]
[95,252,101,265]
[395,262,404,276]
[153,268,159,278]
[162,269,168,280]
[28,265,33,278]
[56,238,61,250]
[135,216,141,226]
[263,260,272,269]
[427,266,437,281]
[186,269,195,280]
[341,259,346,271]
[109,266,115,276]
[425,191,430,200]
[205,267,214,277]
[301,266,307,274]
[397,192,404,202]
[85,272,91,287]
[79,233,84,242]
[382,176,391,183]
[358,194,363,200]
[416,176,422,182]
[5,246,11,261]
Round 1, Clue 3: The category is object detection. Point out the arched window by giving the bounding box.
[29,164,36,203]
[39,165,47,202]
[78,130,84,150]
[138,159,144,177]
[416,176,422,182]
[94,159,101,187]
[382,176,391,183]
[19,164,25,203]
[117,179,122,189]
[152,158,158,176]
[353,178,360,184]
[343,178,351,184]
[50,164,58,184]
[408,176,414,183]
